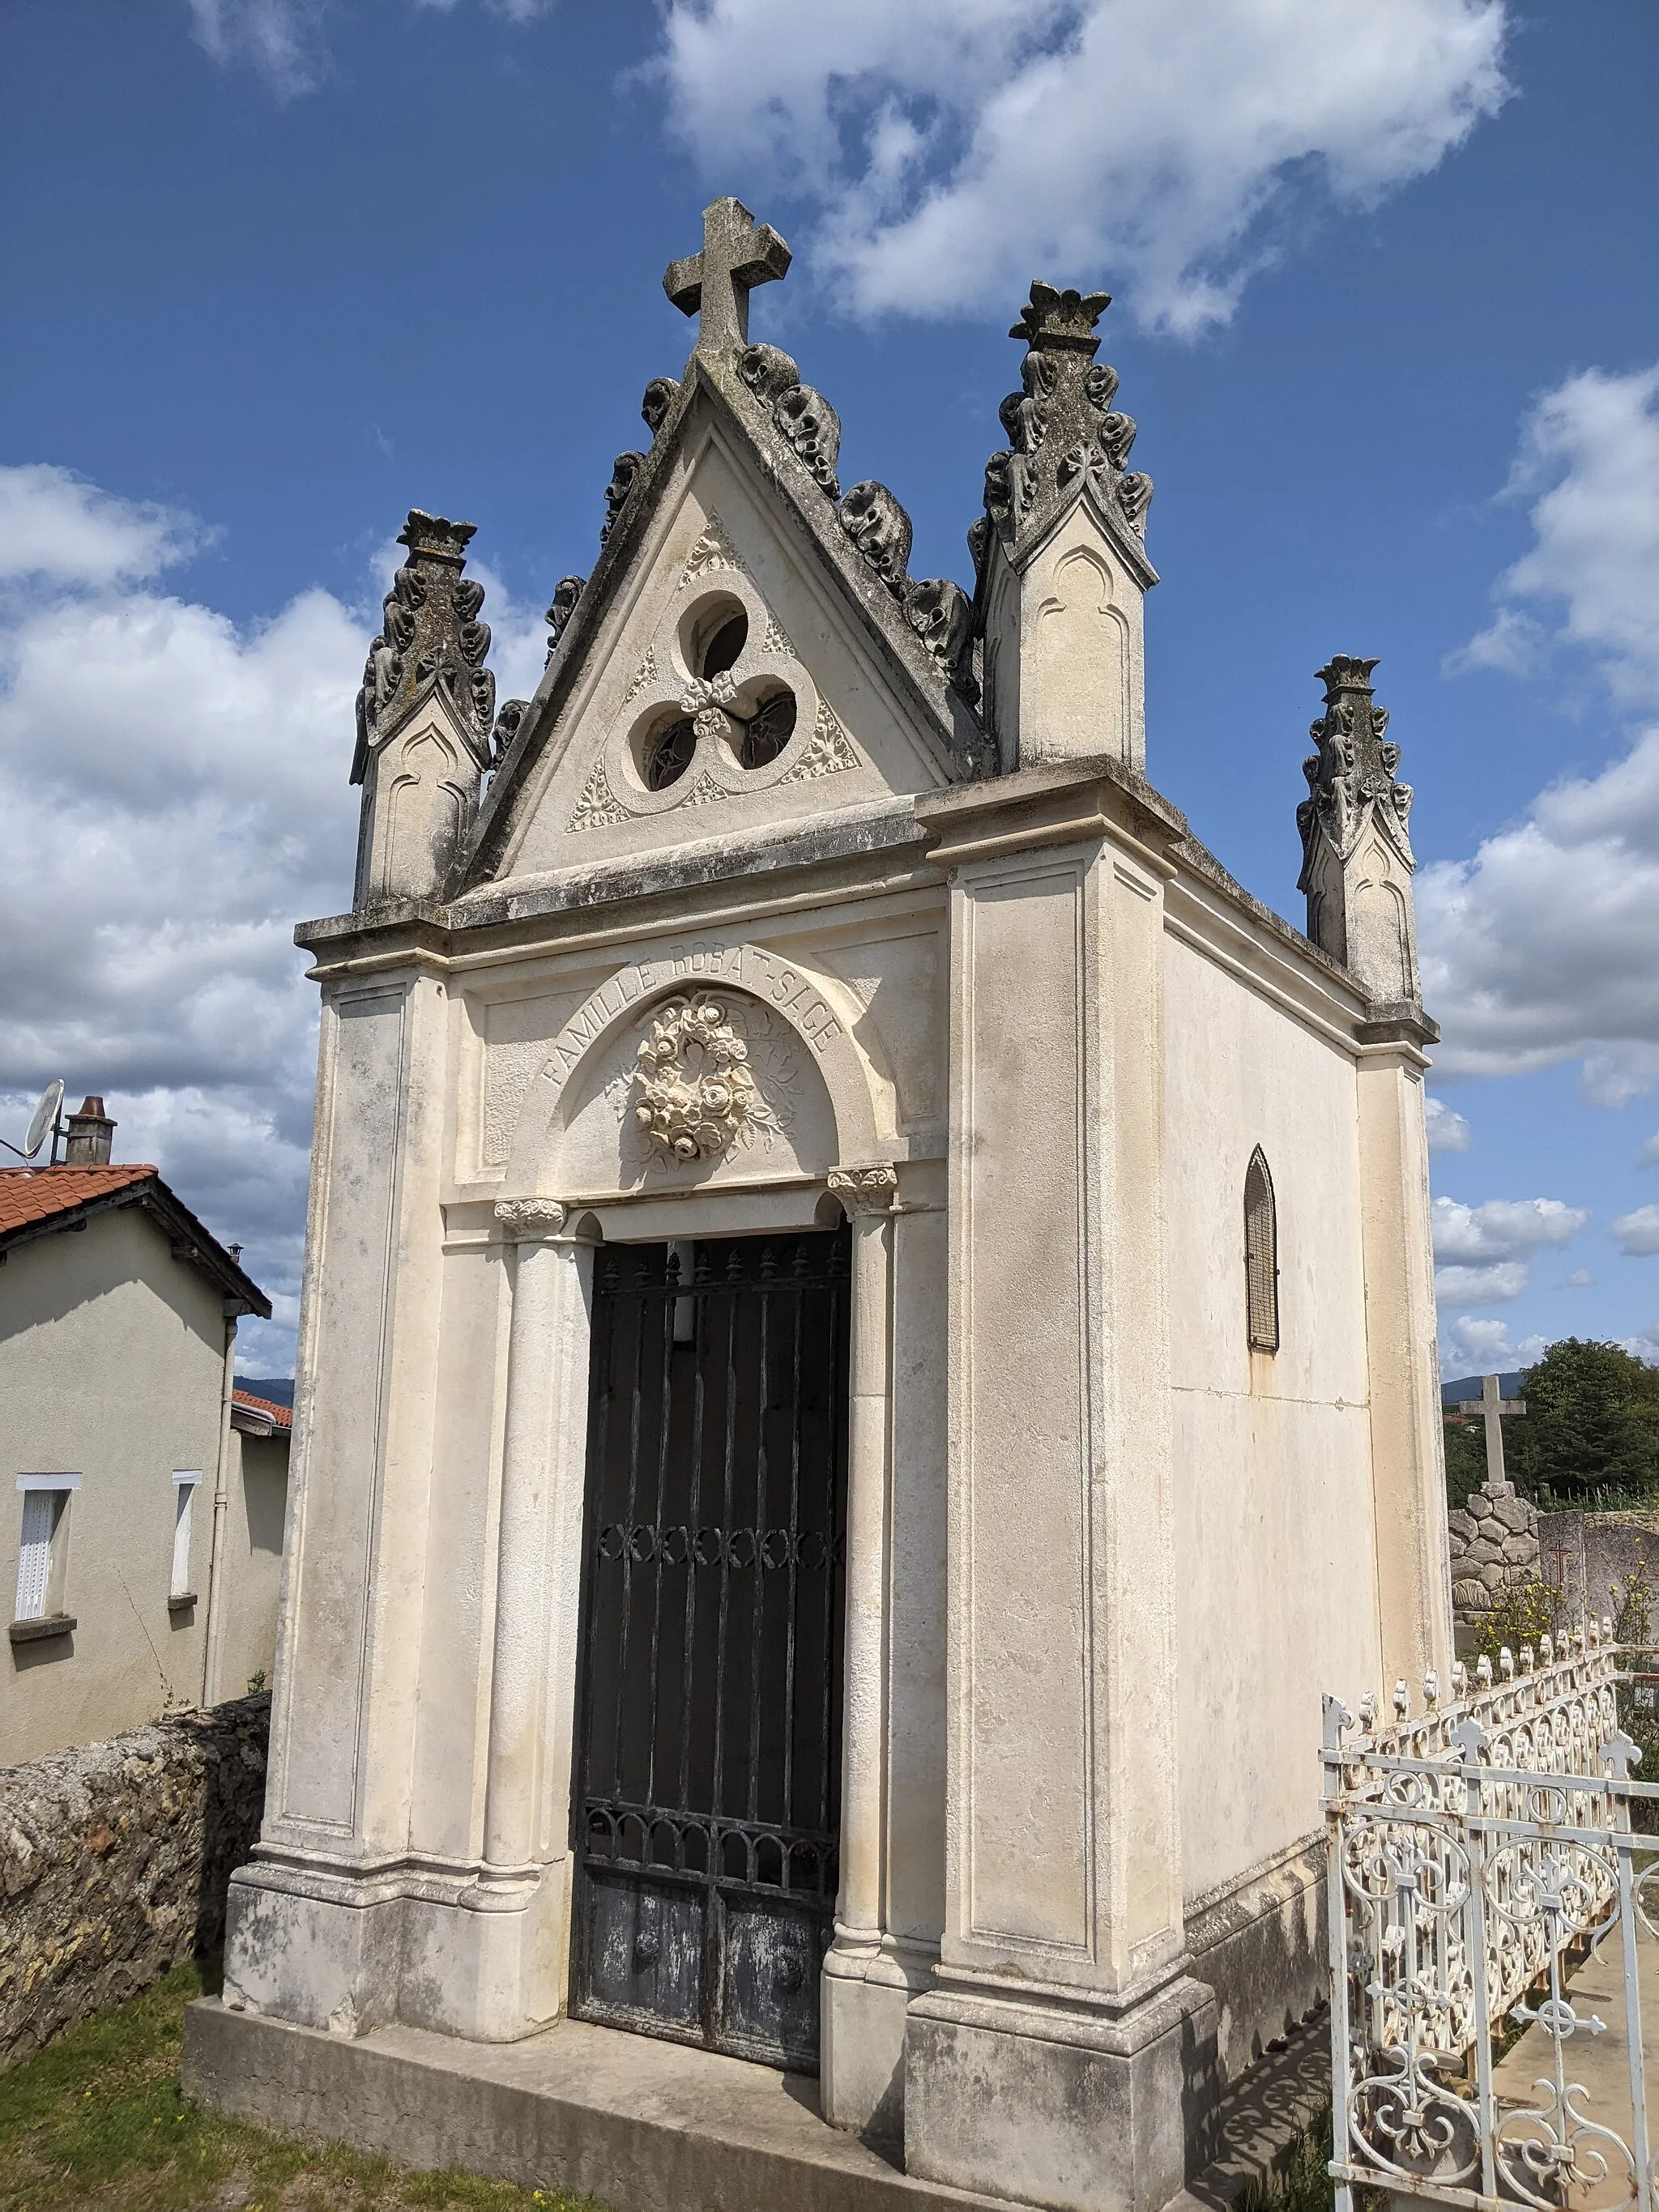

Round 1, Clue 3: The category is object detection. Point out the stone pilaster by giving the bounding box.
[906,764,1218,2212]
[223,965,450,2035]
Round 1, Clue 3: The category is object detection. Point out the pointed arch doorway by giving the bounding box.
[569,1226,851,2072]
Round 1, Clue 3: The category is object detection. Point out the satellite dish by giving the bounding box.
[23,1079,64,1161]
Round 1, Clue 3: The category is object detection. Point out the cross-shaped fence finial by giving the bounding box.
[664,198,791,357]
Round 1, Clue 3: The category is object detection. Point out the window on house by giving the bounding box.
[171,1473,202,1598]
[1244,1149,1279,1355]
[14,1476,78,1622]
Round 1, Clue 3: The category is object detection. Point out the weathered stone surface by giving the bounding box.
[0,1694,268,2072]
[1491,1494,1536,1535]
[1446,1510,1475,1543]
[1501,1533,1537,1564]
[1478,1562,1506,1591]
[1452,1579,1489,1611]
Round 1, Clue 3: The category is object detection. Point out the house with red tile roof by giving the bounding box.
[1,1098,291,1767]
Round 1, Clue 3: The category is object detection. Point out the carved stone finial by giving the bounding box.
[827,1166,898,1217]
[664,197,791,357]
[493,1197,568,1241]
[974,282,1152,563]
[352,509,495,787]
[738,343,842,496]
[1009,281,1113,352]
[1297,656,1420,1004]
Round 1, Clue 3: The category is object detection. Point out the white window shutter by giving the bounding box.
[172,1482,196,1596]
[16,1490,53,1620]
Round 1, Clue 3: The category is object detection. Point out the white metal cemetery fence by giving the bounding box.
[1324,1625,1659,2212]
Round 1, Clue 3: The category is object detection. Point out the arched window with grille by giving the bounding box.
[1244,1148,1279,1354]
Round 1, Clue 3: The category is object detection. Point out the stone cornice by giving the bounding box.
[296,798,935,977]
[915,752,1188,870]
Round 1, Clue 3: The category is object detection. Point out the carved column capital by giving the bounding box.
[494,1197,568,1242]
[828,1166,898,1217]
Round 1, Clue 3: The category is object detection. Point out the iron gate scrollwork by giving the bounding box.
[570,1231,849,2071]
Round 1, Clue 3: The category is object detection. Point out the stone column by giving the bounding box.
[821,1164,911,2136]
[906,766,1218,2212]
[439,1196,595,2039]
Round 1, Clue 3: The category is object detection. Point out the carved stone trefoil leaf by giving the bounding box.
[680,769,729,807]
[780,701,859,783]
[623,645,658,704]
[632,996,784,1164]
[679,510,748,587]
[569,757,631,833]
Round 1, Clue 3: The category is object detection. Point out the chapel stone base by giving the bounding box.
[181,1997,1036,2212]
[904,1974,1222,2212]
[821,1935,938,2140]
[222,1859,571,2044]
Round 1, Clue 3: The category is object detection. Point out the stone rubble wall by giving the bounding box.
[1448,1478,1542,1637]
[0,1693,270,2072]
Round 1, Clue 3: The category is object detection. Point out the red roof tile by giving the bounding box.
[232,1389,293,1433]
[0,1164,157,1236]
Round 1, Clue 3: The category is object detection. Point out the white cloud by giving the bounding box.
[1435,1260,1529,1309]
[1431,1196,1588,1265]
[1443,1315,1549,1370]
[1563,1268,1594,1287]
[0,465,204,588]
[1622,1322,1659,1364]
[0,464,369,1370]
[1613,1206,1659,1259]
[1638,1133,1659,1168]
[1431,1196,1585,1312]
[184,0,329,98]
[1457,367,1659,701]
[656,0,1509,335]
[1421,363,1659,1095]
[1426,1094,1471,1153]
[185,0,555,94]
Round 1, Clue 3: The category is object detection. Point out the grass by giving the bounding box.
[0,1958,607,2212]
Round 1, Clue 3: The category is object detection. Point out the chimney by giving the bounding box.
[63,1096,116,1166]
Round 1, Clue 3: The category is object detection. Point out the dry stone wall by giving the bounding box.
[0,1694,269,2071]
[1448,1477,1542,1638]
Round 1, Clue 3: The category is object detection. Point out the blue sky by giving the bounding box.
[2,0,1657,1376]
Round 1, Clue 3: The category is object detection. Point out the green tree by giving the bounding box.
[1507,1338,1659,1497]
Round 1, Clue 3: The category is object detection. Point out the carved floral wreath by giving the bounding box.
[632,997,783,1164]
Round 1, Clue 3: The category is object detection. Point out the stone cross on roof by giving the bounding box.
[663,196,791,357]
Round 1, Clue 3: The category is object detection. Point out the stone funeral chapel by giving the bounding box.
[203,202,1451,2212]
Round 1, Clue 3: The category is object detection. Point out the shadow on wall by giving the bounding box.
[0,1693,270,2072]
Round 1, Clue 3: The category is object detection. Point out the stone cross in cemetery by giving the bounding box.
[196,197,1453,2212]
[1446,1373,1542,1639]
[1478,1367,1526,1488]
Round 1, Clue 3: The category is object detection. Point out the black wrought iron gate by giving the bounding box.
[569,1230,849,2072]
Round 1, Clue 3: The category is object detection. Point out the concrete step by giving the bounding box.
[183,1996,1333,2212]
[182,1997,1036,2212]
